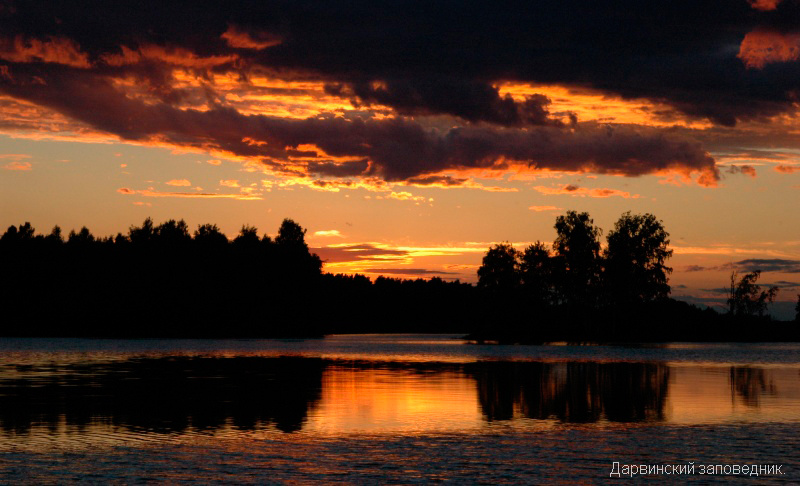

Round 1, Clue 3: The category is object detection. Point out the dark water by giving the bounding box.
[1,335,799,483]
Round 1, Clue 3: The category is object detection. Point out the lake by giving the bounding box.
[1,335,798,483]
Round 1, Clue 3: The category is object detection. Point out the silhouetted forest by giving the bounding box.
[467,211,799,343]
[1,214,797,341]
[0,218,476,337]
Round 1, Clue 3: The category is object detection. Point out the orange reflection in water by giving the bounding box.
[667,365,800,424]
[304,365,483,435]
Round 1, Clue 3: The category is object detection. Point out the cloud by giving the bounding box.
[313,230,344,238]
[748,0,782,11]
[775,165,800,173]
[1,153,32,170]
[533,184,640,198]
[363,268,458,276]
[219,179,240,188]
[735,258,800,273]
[682,259,800,273]
[684,265,710,272]
[221,24,282,50]
[165,179,191,186]
[528,205,563,212]
[207,159,222,166]
[3,160,31,170]
[327,78,572,127]
[0,61,721,185]
[0,35,90,68]
[738,29,800,69]
[384,191,427,202]
[724,164,757,177]
[404,174,519,192]
[117,187,261,200]
[312,243,409,264]
[2,0,800,129]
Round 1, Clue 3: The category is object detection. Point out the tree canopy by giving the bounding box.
[553,211,602,306]
[477,242,519,291]
[727,270,779,318]
[604,212,672,304]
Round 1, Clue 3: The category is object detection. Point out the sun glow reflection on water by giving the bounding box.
[0,335,799,482]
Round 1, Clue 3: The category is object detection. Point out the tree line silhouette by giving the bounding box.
[470,210,798,342]
[1,213,796,340]
[0,218,475,337]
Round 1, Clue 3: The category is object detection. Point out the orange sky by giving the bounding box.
[2,1,800,317]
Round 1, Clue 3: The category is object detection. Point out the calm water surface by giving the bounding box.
[1,335,799,483]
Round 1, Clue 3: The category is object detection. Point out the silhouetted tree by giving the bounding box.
[477,242,519,291]
[275,218,308,250]
[17,222,35,240]
[45,225,63,244]
[129,218,155,244]
[194,224,228,247]
[604,212,673,305]
[155,219,191,246]
[795,294,799,322]
[233,224,260,247]
[519,241,554,305]
[67,227,95,245]
[553,211,602,306]
[0,225,17,243]
[727,270,779,317]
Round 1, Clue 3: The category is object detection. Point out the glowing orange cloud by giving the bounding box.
[313,230,344,238]
[499,82,712,129]
[3,160,32,170]
[0,36,90,68]
[403,174,519,192]
[528,205,563,211]
[738,30,800,69]
[221,25,282,50]
[533,184,639,198]
[101,44,238,69]
[220,179,241,188]
[748,0,782,10]
[117,187,261,200]
[384,191,429,202]
[165,179,191,186]
[775,165,800,173]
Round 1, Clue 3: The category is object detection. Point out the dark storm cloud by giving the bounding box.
[683,259,800,273]
[307,159,370,177]
[405,175,468,187]
[311,244,409,263]
[365,268,458,276]
[0,64,719,182]
[326,78,571,127]
[1,0,799,126]
[735,259,800,273]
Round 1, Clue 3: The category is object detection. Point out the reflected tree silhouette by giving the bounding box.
[0,357,325,435]
[469,361,670,423]
[729,366,776,407]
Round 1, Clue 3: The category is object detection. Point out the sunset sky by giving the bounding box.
[1,0,799,317]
